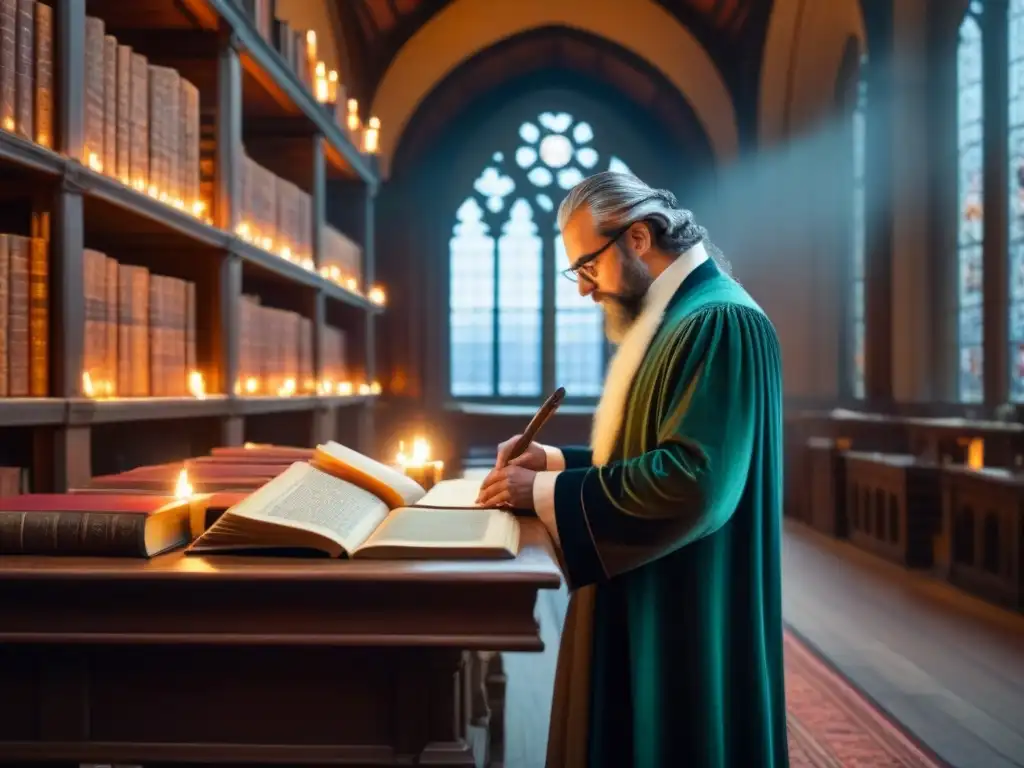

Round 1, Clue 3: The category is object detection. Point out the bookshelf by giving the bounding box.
[0,0,383,492]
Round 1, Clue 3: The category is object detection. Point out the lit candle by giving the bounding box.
[363,117,380,154]
[394,437,444,490]
[188,371,206,399]
[315,62,328,103]
[368,285,386,306]
[327,70,339,104]
[82,371,96,397]
[174,467,193,500]
[346,99,361,134]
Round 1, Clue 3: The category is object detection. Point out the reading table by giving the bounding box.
[0,519,561,767]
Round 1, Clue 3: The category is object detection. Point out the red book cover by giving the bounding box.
[0,493,179,513]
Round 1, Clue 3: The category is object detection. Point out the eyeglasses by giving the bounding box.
[559,194,662,283]
[560,223,633,284]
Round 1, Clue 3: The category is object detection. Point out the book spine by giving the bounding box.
[104,255,117,393]
[117,262,132,395]
[0,510,148,556]
[14,0,31,140]
[0,235,7,396]
[0,0,15,133]
[102,34,116,177]
[83,15,104,166]
[185,280,196,379]
[148,273,162,396]
[27,235,45,395]
[147,65,161,196]
[166,69,180,203]
[6,235,28,395]
[128,52,148,190]
[131,266,149,396]
[82,248,99,386]
[32,0,49,147]
[181,79,199,209]
[115,45,131,182]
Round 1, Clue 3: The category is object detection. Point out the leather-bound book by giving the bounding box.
[129,265,149,396]
[7,234,29,396]
[115,44,131,180]
[0,234,8,397]
[128,52,148,189]
[148,273,164,395]
[184,280,196,380]
[32,0,49,147]
[83,15,104,165]
[0,0,15,133]
[0,493,200,557]
[102,33,116,175]
[27,235,46,396]
[116,261,132,395]
[210,445,314,461]
[103,254,118,390]
[13,0,31,139]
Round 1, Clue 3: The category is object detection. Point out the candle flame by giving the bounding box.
[82,371,95,397]
[188,371,206,399]
[368,285,386,305]
[245,377,259,394]
[338,381,353,395]
[174,467,193,499]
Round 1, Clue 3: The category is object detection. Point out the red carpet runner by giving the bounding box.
[784,630,942,767]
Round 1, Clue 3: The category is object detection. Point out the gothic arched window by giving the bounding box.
[850,61,868,400]
[1009,0,1024,398]
[448,111,633,400]
[958,5,984,403]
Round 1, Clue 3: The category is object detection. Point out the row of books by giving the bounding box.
[238,153,312,262]
[0,442,516,562]
[83,250,198,399]
[237,295,348,396]
[237,0,317,91]
[0,232,47,398]
[321,225,363,292]
[84,15,203,211]
[0,0,52,148]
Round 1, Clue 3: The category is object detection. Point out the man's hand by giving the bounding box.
[494,434,547,471]
[476,465,538,510]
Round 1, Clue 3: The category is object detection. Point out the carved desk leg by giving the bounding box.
[486,652,506,765]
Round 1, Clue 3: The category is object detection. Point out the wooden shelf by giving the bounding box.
[66,396,232,425]
[0,1,382,492]
[207,0,376,186]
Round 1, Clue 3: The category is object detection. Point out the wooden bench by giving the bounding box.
[843,452,941,568]
[805,437,850,538]
[939,466,1024,611]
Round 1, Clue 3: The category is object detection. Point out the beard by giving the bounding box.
[597,256,653,344]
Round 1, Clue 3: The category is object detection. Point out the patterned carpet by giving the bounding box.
[784,630,943,767]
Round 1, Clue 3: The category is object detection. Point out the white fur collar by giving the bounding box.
[590,243,709,466]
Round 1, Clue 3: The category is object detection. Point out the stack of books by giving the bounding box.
[83,15,204,214]
[0,442,517,561]
[321,225,363,292]
[237,0,317,90]
[82,249,198,398]
[321,324,348,386]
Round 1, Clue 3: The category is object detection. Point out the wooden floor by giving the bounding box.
[501,521,1024,768]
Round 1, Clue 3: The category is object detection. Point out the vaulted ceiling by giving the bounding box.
[334,0,774,106]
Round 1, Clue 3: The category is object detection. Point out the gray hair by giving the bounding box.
[556,171,707,256]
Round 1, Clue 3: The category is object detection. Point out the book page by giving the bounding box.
[314,441,425,509]
[362,507,512,550]
[414,478,485,509]
[227,462,388,552]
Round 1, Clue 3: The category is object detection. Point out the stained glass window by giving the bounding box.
[448,111,631,399]
[958,7,985,403]
[850,62,867,399]
[1009,0,1024,398]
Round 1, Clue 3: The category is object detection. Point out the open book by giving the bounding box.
[187,441,519,560]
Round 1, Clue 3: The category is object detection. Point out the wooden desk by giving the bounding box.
[0,520,561,767]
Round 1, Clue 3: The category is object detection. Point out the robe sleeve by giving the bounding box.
[552,304,774,590]
[560,447,593,469]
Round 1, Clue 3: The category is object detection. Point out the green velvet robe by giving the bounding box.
[546,259,788,767]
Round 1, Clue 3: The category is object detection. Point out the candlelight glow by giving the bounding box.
[87,152,102,171]
[370,381,382,395]
[363,117,380,154]
[327,70,338,103]
[3,117,13,131]
[396,437,432,466]
[245,377,259,394]
[191,200,206,217]
[244,441,258,449]
[345,277,358,292]
[82,371,95,397]
[315,62,329,103]
[967,438,984,470]
[280,245,292,260]
[277,378,297,397]
[338,381,353,395]
[188,371,206,399]
[174,467,193,500]
[346,99,361,133]
[37,133,48,147]
[301,257,315,271]
[368,285,386,305]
